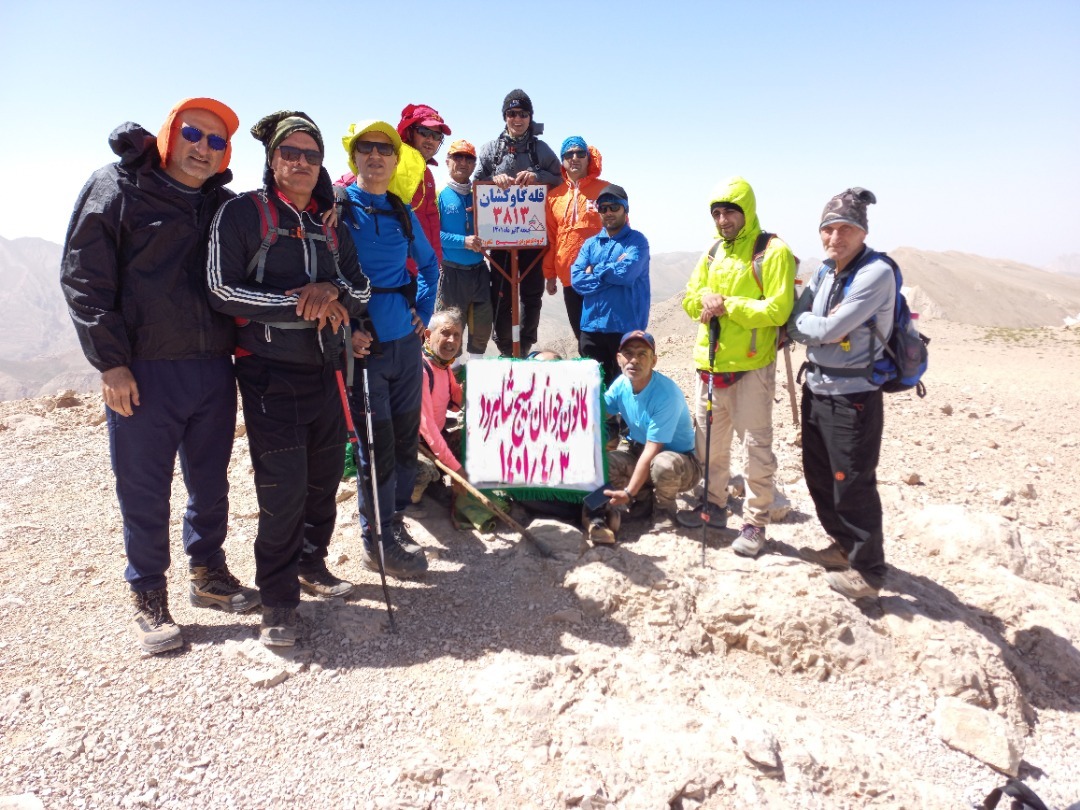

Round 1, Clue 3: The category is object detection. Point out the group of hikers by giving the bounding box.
[61,89,903,654]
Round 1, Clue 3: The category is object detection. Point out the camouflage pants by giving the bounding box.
[607,445,701,511]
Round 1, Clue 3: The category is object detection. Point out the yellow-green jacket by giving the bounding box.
[682,177,796,372]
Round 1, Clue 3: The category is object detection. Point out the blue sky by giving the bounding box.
[2,0,1077,267]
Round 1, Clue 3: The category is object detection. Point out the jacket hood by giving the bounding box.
[708,176,760,243]
[108,122,233,187]
[560,144,603,183]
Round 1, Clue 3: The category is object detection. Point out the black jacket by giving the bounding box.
[61,122,236,372]
[206,170,370,367]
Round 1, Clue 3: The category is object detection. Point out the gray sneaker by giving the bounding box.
[676,501,728,530]
[824,569,880,601]
[259,606,299,647]
[297,561,355,599]
[732,524,767,557]
[362,538,428,579]
[132,589,183,655]
[189,564,260,612]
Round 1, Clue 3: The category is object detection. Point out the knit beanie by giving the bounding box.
[250,110,325,161]
[502,89,534,116]
[820,187,876,232]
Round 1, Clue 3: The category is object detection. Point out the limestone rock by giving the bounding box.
[243,668,289,688]
[903,505,1026,574]
[933,696,1022,776]
[0,795,46,810]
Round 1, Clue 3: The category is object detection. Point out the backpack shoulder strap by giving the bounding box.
[750,231,774,293]
[385,191,414,243]
[244,191,289,284]
[422,358,435,393]
[707,239,723,263]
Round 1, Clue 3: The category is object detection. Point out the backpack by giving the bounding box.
[706,231,798,356]
[243,190,343,284]
[817,250,930,397]
[491,132,541,175]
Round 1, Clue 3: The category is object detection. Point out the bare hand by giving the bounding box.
[493,174,513,190]
[351,329,374,358]
[320,208,339,230]
[514,170,538,186]
[700,293,726,323]
[604,488,630,507]
[410,308,424,337]
[318,300,350,332]
[101,366,139,417]
[286,282,341,322]
[464,235,483,252]
[545,277,558,295]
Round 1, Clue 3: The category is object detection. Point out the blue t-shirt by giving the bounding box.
[343,184,439,341]
[438,186,484,267]
[604,371,694,453]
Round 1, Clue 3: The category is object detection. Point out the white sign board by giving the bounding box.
[464,358,605,491]
[474,183,548,249]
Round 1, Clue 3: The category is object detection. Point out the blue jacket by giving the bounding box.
[438,186,484,267]
[570,224,651,335]
[343,184,439,342]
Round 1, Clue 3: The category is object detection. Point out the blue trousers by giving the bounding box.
[108,357,236,592]
[349,332,422,542]
[236,356,346,609]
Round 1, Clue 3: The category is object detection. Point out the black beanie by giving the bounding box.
[502,89,534,116]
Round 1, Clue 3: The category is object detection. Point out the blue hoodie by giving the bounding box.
[343,184,439,341]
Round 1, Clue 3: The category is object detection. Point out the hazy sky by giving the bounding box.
[2,1,1077,267]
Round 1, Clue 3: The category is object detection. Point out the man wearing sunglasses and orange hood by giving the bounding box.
[61,98,258,656]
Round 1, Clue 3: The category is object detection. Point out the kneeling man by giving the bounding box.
[601,331,700,534]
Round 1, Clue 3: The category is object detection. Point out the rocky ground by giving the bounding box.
[1,320,1079,809]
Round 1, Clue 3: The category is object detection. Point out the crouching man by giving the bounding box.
[599,331,700,538]
[413,309,466,504]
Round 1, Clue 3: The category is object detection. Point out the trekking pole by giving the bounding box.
[782,342,801,446]
[334,362,397,634]
[419,446,554,559]
[700,317,720,567]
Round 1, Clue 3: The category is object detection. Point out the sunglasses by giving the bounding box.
[277,145,323,165]
[354,141,396,157]
[505,110,530,119]
[597,203,623,213]
[180,125,228,152]
[562,149,587,160]
[415,126,445,142]
[449,153,476,162]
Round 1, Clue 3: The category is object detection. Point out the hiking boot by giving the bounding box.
[676,501,728,530]
[732,524,767,558]
[362,538,428,579]
[799,543,850,570]
[824,568,881,601]
[392,520,422,554]
[189,565,260,613]
[132,589,183,655]
[259,606,299,647]
[586,516,616,545]
[298,561,355,599]
[652,508,681,533]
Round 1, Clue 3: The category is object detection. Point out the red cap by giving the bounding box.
[396,103,451,137]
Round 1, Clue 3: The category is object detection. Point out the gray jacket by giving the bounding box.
[473,128,562,188]
[787,247,895,395]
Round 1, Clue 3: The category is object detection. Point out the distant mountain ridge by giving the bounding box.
[4,235,1080,401]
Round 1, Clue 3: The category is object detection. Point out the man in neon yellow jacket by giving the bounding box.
[681,176,795,556]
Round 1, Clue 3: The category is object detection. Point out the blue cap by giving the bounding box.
[618,330,655,352]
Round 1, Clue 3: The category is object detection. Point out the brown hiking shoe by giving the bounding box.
[132,589,183,655]
[824,568,880,601]
[298,561,355,599]
[799,543,851,570]
[259,606,299,647]
[189,565,260,613]
[586,516,616,545]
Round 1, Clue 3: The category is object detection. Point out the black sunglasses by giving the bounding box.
[505,110,530,119]
[415,126,445,142]
[354,141,396,157]
[180,125,227,152]
[277,145,323,166]
[597,203,624,213]
[562,149,587,160]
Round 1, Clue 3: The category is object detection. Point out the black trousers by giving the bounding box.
[490,248,545,356]
[578,330,623,391]
[237,356,345,608]
[563,285,584,342]
[801,385,887,586]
